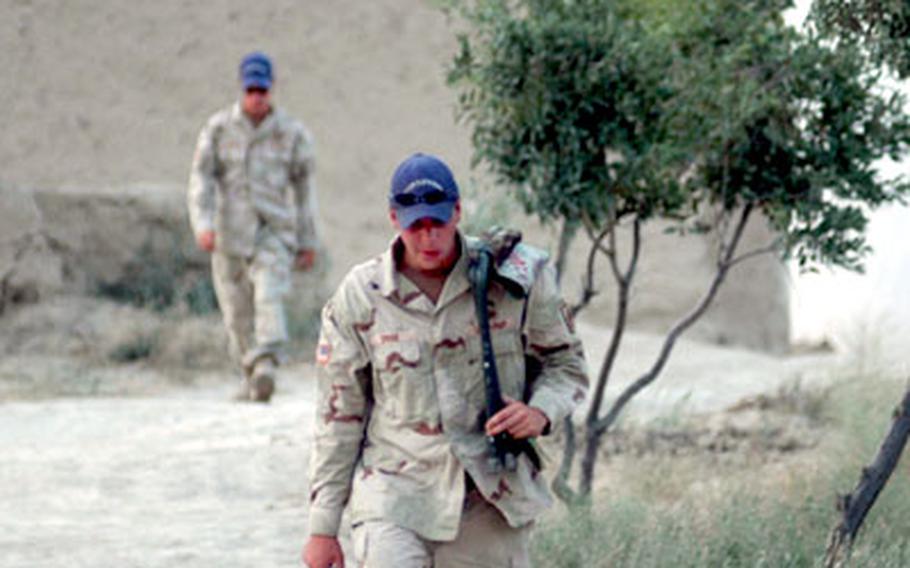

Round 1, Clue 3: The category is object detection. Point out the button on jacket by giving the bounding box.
[187,102,319,257]
[308,234,588,540]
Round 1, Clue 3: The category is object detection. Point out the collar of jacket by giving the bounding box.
[376,231,549,303]
[377,233,471,308]
[229,101,280,138]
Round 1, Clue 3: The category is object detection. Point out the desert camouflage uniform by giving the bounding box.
[188,102,319,370]
[308,233,588,564]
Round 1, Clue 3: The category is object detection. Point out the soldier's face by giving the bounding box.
[391,203,461,273]
[241,86,272,121]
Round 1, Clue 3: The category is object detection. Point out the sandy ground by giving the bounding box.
[0,316,838,568]
[0,376,318,568]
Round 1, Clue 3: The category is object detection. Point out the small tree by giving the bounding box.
[445,0,910,502]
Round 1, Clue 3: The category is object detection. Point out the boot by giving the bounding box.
[249,356,277,403]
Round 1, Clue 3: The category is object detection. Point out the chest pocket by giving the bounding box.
[214,133,247,193]
[371,340,436,422]
[255,136,292,189]
[218,136,246,169]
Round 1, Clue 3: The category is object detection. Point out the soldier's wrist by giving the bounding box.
[527,393,563,436]
[307,506,344,537]
[530,405,551,436]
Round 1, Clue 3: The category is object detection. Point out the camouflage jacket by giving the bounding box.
[308,233,588,540]
[187,102,319,257]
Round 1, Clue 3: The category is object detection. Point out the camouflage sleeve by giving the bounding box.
[187,117,219,237]
[523,263,589,430]
[290,125,320,251]
[308,291,371,537]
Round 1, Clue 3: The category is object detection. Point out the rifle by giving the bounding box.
[469,244,542,473]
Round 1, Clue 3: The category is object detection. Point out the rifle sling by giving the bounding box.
[469,246,541,472]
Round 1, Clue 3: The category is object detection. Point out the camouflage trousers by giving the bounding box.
[351,490,532,568]
[211,231,292,375]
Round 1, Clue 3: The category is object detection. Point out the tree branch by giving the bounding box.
[584,217,642,431]
[606,213,624,284]
[554,218,579,285]
[727,238,783,269]
[569,224,607,318]
[552,415,580,505]
[593,204,753,435]
[578,216,643,496]
[581,210,613,257]
[625,217,642,282]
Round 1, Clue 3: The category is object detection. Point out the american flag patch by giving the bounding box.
[316,343,332,366]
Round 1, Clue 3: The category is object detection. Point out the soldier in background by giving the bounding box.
[187,51,320,403]
[302,153,588,567]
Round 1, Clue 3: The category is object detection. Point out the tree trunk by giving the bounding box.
[824,383,910,568]
[577,219,639,498]
[579,277,629,497]
[554,218,578,285]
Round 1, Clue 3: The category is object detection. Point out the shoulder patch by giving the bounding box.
[466,231,549,296]
[316,343,332,366]
[495,243,549,295]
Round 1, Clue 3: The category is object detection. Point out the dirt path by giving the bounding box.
[0,373,320,568]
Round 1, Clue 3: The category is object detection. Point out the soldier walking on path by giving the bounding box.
[188,51,320,403]
[302,153,588,567]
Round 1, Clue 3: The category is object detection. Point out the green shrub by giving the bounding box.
[532,377,910,567]
[96,239,218,315]
[96,241,183,312]
[109,333,157,363]
[183,276,218,315]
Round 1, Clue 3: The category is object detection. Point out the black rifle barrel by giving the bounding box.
[471,247,541,472]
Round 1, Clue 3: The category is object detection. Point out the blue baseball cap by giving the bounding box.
[239,51,273,90]
[389,153,460,229]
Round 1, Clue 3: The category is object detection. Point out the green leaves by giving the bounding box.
[449,0,686,226]
[446,0,910,272]
[814,0,910,78]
